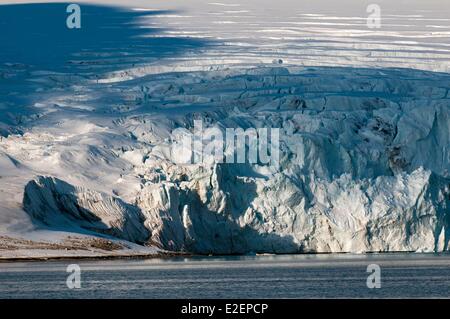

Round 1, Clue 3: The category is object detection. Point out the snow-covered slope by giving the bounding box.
[0,1,449,256]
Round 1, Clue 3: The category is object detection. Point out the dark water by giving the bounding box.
[0,254,449,298]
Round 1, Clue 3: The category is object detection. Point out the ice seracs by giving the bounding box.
[1,1,450,256]
[7,65,450,254]
[2,64,449,254]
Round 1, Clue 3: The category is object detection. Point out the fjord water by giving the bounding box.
[0,254,449,298]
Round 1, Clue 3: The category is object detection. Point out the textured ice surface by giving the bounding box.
[0,1,449,255]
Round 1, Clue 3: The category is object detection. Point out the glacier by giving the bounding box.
[0,1,449,257]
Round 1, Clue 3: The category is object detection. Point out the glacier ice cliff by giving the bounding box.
[2,1,450,259]
[23,176,149,244]
[15,66,450,254]
[23,167,450,254]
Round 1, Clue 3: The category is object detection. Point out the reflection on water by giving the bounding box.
[0,254,449,298]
